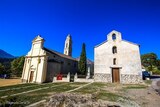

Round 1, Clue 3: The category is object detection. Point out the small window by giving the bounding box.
[112,46,117,54]
[112,34,116,40]
[113,58,116,65]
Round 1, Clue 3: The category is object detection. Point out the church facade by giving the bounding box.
[94,30,142,84]
[21,35,79,83]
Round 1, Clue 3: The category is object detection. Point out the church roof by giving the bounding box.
[123,40,140,47]
[75,57,94,64]
[94,40,107,48]
[43,47,76,61]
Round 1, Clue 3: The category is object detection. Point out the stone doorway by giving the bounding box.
[112,68,120,83]
[29,71,34,82]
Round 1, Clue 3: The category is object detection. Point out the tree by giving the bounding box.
[0,58,14,75]
[141,53,158,71]
[157,60,160,70]
[78,43,87,75]
[11,56,25,77]
[0,63,4,74]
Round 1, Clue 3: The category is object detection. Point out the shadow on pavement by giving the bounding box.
[150,75,160,79]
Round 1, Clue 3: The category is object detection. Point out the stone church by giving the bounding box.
[94,30,142,84]
[22,34,93,83]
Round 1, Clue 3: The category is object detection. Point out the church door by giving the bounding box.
[112,68,120,83]
[29,71,34,82]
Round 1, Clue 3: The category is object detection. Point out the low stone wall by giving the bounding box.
[74,73,94,82]
[52,77,70,82]
[21,79,27,83]
[74,78,94,82]
[121,74,143,84]
[94,73,112,82]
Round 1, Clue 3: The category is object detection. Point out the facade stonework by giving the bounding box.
[94,73,112,82]
[94,30,142,84]
[121,74,143,84]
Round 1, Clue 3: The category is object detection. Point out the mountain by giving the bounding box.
[0,49,14,58]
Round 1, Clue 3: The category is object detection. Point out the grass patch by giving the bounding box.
[0,94,47,107]
[73,82,108,94]
[73,83,99,94]
[144,80,152,85]
[97,91,123,102]
[74,85,97,93]
[92,82,108,87]
[0,85,45,97]
[0,83,36,90]
[69,82,87,85]
[123,84,148,89]
[0,83,67,97]
[0,83,83,106]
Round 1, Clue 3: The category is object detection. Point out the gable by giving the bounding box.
[95,30,140,49]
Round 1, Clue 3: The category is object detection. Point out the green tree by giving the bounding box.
[11,56,25,77]
[0,63,4,74]
[0,58,14,75]
[141,53,158,71]
[157,60,160,70]
[78,43,87,75]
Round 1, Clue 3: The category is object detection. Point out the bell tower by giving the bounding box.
[64,34,72,56]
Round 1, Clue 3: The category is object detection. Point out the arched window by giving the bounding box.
[113,58,116,65]
[112,34,116,40]
[112,46,117,54]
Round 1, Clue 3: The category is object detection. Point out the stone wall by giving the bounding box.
[74,73,94,82]
[53,77,70,82]
[53,73,70,82]
[94,73,112,82]
[94,73,143,84]
[121,74,143,84]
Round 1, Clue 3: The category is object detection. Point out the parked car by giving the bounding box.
[142,71,151,80]
[0,74,10,79]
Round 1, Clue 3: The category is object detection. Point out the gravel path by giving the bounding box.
[125,79,160,107]
[151,78,160,94]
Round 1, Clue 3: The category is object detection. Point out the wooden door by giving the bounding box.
[112,68,120,83]
[29,71,34,82]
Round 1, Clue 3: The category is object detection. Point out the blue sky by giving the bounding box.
[0,0,160,60]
